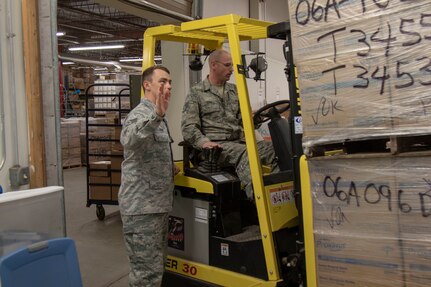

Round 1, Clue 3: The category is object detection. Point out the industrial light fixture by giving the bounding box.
[62,61,75,65]
[119,58,143,62]
[56,32,65,36]
[93,67,108,71]
[119,56,162,62]
[68,44,125,51]
[95,72,116,76]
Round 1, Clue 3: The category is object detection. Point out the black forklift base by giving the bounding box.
[162,270,221,287]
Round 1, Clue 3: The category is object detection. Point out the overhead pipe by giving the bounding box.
[121,0,195,22]
[58,23,114,37]
[59,55,142,71]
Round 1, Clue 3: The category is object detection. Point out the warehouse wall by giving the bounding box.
[163,41,189,160]
[0,0,60,192]
[0,0,30,192]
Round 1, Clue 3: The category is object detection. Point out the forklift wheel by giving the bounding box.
[96,204,105,221]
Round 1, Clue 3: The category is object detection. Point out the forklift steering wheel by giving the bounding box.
[253,100,290,128]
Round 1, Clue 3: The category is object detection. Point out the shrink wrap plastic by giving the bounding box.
[308,154,431,287]
[287,1,431,150]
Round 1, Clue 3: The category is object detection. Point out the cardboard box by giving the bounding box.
[111,127,123,151]
[113,127,121,140]
[89,161,111,177]
[111,172,121,185]
[89,185,111,200]
[315,234,404,287]
[111,186,119,201]
[89,176,110,184]
[308,154,431,286]
[111,151,123,170]
[287,1,431,148]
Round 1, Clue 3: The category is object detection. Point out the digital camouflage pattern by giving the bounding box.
[121,213,168,287]
[119,99,174,215]
[119,98,174,287]
[221,140,278,198]
[182,77,278,197]
[182,78,241,147]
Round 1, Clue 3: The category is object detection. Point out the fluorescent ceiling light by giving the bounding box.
[119,58,143,62]
[62,61,75,65]
[72,66,91,69]
[96,72,116,76]
[69,44,125,51]
[56,32,65,36]
[119,56,162,62]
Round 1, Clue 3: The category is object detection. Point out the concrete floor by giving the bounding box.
[64,167,129,287]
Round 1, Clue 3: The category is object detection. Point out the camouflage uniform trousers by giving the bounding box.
[218,140,279,198]
[121,213,169,287]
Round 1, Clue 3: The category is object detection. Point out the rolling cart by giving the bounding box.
[85,83,130,220]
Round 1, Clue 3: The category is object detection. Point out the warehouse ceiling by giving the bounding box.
[57,0,195,70]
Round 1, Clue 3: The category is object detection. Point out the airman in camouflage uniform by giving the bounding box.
[181,49,278,198]
[119,65,178,287]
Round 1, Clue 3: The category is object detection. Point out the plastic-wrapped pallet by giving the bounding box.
[93,77,130,117]
[287,1,431,151]
[60,119,81,168]
[307,154,431,287]
[77,117,114,163]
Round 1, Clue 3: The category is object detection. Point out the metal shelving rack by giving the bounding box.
[84,83,130,220]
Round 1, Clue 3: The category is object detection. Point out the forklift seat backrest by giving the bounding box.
[268,117,293,171]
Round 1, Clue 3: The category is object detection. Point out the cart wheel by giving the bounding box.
[96,204,105,221]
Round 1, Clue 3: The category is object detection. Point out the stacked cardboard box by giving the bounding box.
[308,155,431,286]
[287,1,431,286]
[76,117,114,164]
[93,79,130,117]
[88,161,112,200]
[61,120,81,168]
[288,1,431,150]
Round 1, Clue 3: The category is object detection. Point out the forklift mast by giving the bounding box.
[142,14,314,287]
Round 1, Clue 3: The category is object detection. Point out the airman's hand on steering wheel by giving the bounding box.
[202,141,222,149]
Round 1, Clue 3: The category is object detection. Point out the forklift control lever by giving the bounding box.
[197,147,223,173]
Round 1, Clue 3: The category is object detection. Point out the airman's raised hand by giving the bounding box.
[155,83,170,117]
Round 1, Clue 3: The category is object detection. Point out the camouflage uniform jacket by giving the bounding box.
[181,77,242,148]
[119,99,174,215]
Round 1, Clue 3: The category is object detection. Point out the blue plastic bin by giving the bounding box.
[0,237,83,287]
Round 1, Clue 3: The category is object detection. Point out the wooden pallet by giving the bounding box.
[62,164,83,169]
[306,134,431,157]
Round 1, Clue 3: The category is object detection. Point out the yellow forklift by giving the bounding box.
[142,14,316,287]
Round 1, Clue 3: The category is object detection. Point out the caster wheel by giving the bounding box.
[96,204,105,221]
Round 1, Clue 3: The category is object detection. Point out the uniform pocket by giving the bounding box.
[201,102,221,117]
[154,133,172,143]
